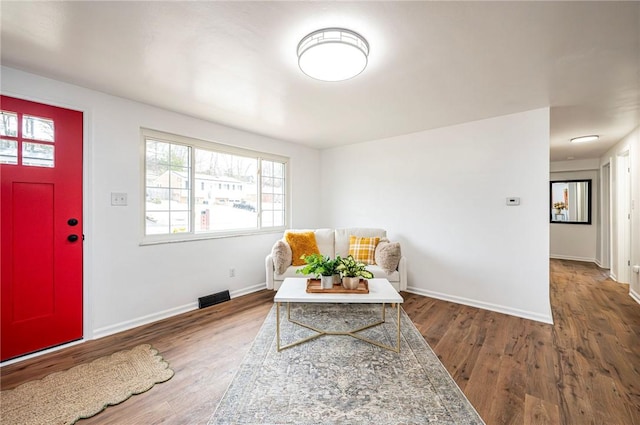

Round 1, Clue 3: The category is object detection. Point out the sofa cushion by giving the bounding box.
[366,265,400,282]
[313,228,335,258]
[271,239,292,275]
[285,228,335,258]
[348,235,380,265]
[375,240,402,273]
[335,228,387,257]
[285,231,321,266]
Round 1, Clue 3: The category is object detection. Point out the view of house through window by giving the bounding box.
[193,149,257,232]
[144,130,287,239]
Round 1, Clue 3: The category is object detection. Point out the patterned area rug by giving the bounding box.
[0,344,174,425]
[209,304,484,424]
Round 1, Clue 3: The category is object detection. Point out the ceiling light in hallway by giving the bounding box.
[570,135,599,143]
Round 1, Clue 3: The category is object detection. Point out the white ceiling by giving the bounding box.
[1,1,638,161]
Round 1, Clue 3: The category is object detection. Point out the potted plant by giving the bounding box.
[296,253,340,289]
[336,255,374,289]
[553,201,566,214]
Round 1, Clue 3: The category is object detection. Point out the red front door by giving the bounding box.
[1,95,83,361]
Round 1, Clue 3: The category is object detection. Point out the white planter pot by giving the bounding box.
[321,275,334,289]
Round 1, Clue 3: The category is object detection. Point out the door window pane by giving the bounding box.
[0,111,18,137]
[22,142,54,167]
[23,115,55,142]
[0,139,18,164]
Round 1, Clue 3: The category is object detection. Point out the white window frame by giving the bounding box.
[140,128,289,245]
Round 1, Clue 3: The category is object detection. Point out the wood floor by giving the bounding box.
[2,259,639,424]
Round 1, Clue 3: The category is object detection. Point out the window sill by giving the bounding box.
[140,228,285,246]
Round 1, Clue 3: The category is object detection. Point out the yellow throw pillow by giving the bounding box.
[286,232,321,266]
[348,235,380,265]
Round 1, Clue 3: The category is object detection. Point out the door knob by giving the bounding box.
[67,234,79,242]
[67,218,79,226]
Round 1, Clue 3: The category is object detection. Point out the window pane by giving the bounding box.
[0,139,17,164]
[146,140,169,167]
[262,210,274,227]
[22,142,54,167]
[146,163,169,187]
[273,210,285,227]
[272,193,284,209]
[272,162,284,178]
[146,188,170,211]
[170,144,190,168]
[262,160,273,177]
[262,208,284,227]
[260,159,285,229]
[169,189,191,210]
[146,211,170,235]
[145,139,191,235]
[171,211,190,233]
[0,111,18,137]
[23,115,54,142]
[194,148,257,232]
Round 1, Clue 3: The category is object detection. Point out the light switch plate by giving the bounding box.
[111,192,127,206]
[506,197,520,206]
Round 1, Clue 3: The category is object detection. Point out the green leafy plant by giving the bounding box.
[296,253,341,277]
[335,255,374,279]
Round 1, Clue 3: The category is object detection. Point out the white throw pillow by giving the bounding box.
[271,240,292,275]
[375,239,401,274]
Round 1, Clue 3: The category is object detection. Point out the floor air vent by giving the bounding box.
[198,290,231,309]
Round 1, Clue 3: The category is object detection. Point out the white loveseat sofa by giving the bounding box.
[265,228,407,291]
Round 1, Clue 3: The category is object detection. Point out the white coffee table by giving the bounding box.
[274,277,404,352]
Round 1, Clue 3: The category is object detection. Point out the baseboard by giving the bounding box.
[630,289,640,305]
[230,282,267,299]
[92,302,199,340]
[550,254,597,263]
[93,283,267,340]
[405,286,554,324]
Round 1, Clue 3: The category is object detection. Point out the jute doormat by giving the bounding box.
[1,344,174,425]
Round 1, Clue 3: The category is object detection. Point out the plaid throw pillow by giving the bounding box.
[348,235,380,265]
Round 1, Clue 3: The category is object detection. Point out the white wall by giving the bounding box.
[320,109,553,323]
[600,127,640,302]
[1,66,321,338]
[549,168,599,263]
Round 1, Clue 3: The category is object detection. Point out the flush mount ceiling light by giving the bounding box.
[297,28,369,82]
[570,135,599,143]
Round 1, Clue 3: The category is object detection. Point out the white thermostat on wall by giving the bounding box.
[506,197,520,206]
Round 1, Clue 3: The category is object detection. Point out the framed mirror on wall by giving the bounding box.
[550,179,592,224]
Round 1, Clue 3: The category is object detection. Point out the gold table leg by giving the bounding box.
[276,303,401,353]
[276,302,281,351]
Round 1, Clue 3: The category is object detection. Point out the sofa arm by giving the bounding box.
[397,256,408,291]
[265,254,275,290]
